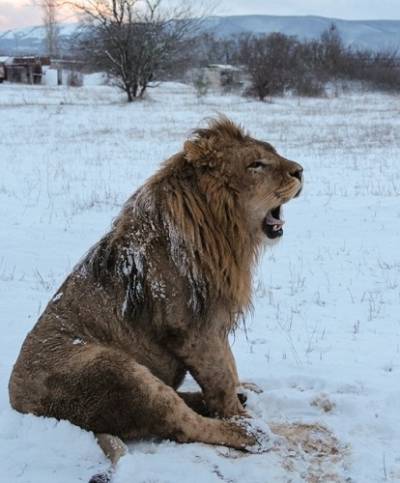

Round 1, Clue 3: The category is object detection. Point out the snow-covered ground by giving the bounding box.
[1,82,399,482]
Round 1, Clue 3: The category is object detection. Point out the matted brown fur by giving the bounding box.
[9,117,303,461]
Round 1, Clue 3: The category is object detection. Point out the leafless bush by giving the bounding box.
[67,70,83,87]
[70,0,203,102]
[194,32,239,67]
[289,40,327,96]
[237,33,298,100]
[192,69,210,98]
[319,24,347,81]
[233,23,400,100]
[293,75,326,97]
[345,49,400,92]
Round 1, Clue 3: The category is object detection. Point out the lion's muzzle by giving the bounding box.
[262,161,303,239]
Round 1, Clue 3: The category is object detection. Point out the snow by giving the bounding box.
[1,81,400,482]
[52,292,63,302]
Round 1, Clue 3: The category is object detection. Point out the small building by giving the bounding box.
[188,64,247,93]
[0,56,50,85]
[49,58,85,86]
[204,64,244,89]
[0,56,8,83]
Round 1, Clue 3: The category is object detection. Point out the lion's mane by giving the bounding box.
[84,118,263,330]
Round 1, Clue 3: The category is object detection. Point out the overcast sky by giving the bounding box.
[0,0,399,31]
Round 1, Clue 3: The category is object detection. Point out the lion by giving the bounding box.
[9,117,303,480]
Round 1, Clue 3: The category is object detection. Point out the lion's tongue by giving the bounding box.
[265,212,285,232]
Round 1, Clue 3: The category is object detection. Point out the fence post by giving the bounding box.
[57,65,63,86]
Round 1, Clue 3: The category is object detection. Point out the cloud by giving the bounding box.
[0,1,76,31]
[0,1,42,30]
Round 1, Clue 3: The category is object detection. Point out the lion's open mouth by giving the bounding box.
[262,206,284,239]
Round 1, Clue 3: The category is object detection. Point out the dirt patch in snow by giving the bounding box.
[310,393,336,413]
[270,422,348,482]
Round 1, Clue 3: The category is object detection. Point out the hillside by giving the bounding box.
[1,15,399,55]
[0,23,76,56]
[205,15,400,51]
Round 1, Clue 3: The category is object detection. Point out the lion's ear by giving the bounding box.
[183,140,204,162]
[184,139,216,167]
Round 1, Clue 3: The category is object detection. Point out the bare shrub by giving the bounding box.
[235,23,400,100]
[194,32,239,67]
[237,33,298,100]
[319,24,347,81]
[192,69,210,98]
[67,70,83,87]
[293,76,326,97]
[290,40,327,97]
[346,49,400,92]
[71,0,203,102]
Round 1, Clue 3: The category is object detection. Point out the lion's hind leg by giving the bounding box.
[113,360,257,451]
[45,345,261,481]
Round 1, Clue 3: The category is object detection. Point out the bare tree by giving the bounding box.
[194,32,238,67]
[238,33,298,101]
[36,0,60,57]
[319,23,346,90]
[69,0,202,101]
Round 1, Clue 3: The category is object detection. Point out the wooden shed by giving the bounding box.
[0,56,49,85]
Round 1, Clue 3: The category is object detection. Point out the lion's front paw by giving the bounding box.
[221,417,277,453]
[233,417,277,454]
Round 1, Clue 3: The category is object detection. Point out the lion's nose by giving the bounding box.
[290,166,303,182]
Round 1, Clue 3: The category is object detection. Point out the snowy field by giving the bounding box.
[0,82,400,482]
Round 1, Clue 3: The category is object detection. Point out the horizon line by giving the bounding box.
[2,13,400,34]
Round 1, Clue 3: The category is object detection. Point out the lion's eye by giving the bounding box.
[247,161,267,171]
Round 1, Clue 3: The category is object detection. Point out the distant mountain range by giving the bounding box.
[1,15,399,55]
[0,23,76,56]
[206,15,400,52]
